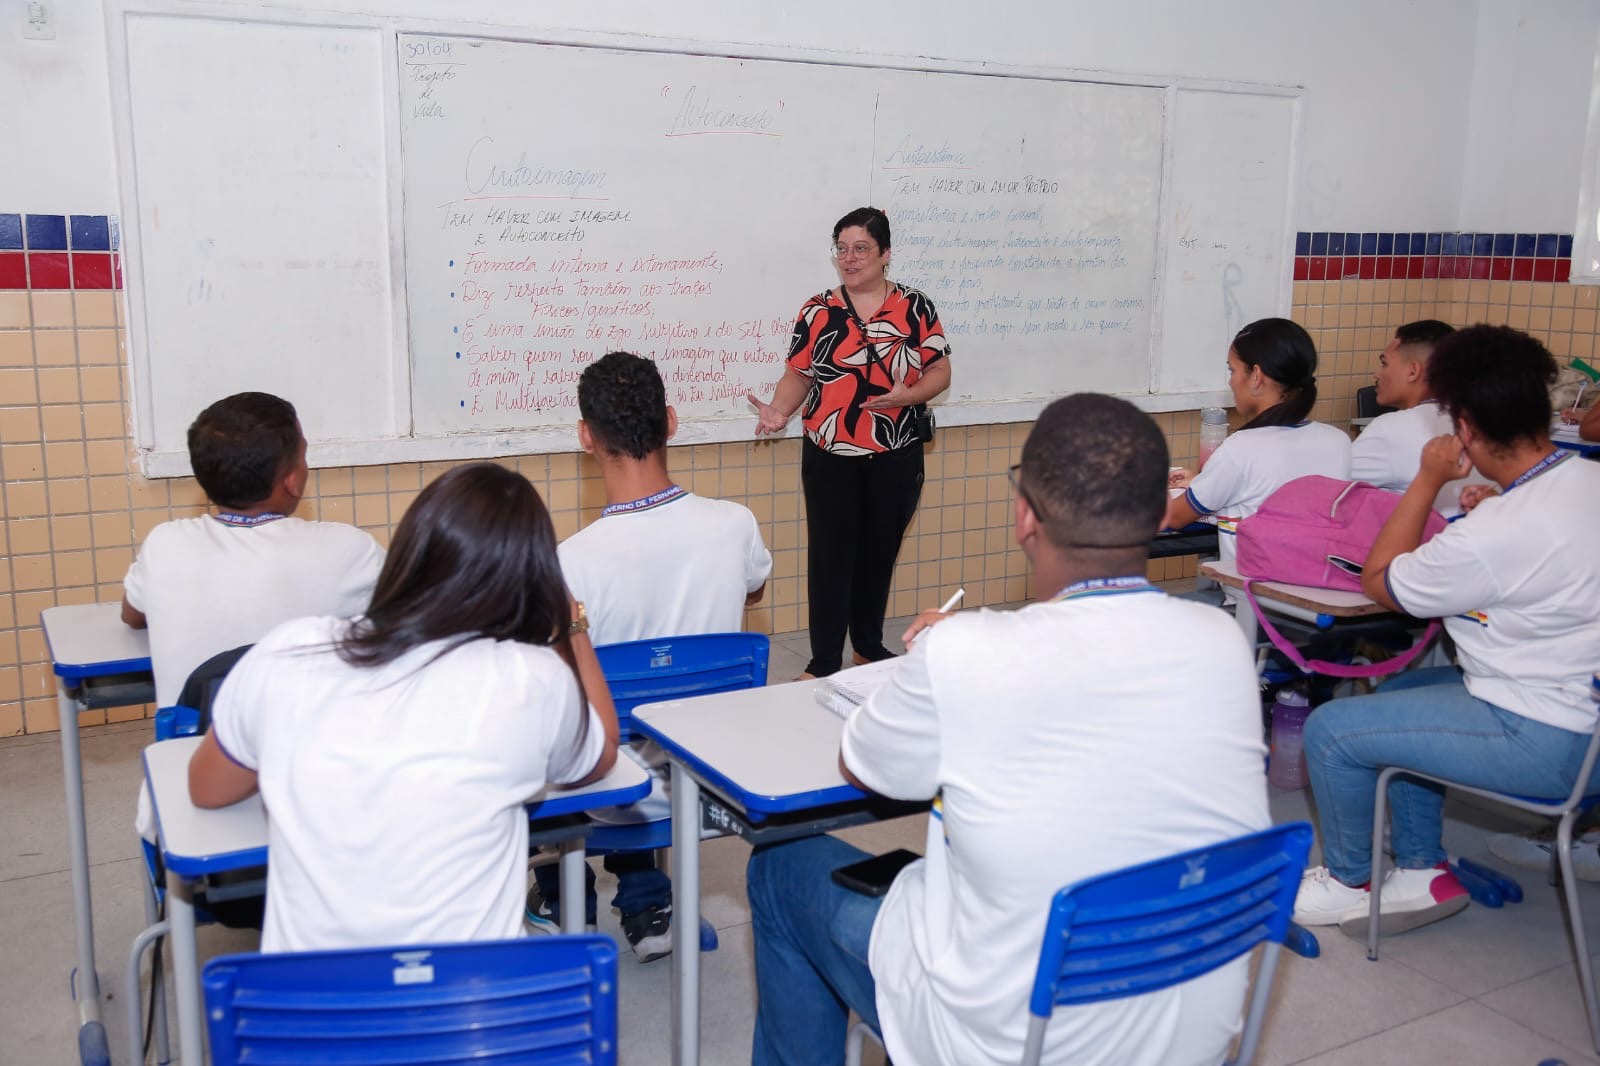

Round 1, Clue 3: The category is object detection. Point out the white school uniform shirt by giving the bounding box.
[210,616,606,954]
[842,587,1269,1066]
[125,515,384,840]
[1385,452,1600,733]
[1185,421,1352,565]
[1350,401,1494,515]
[558,487,772,823]
[123,515,385,707]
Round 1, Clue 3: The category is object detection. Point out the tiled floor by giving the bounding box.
[5,622,1600,1064]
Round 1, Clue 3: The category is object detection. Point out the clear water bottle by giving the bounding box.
[1267,686,1313,790]
[1198,406,1229,470]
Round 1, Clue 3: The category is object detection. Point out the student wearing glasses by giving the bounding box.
[748,206,952,678]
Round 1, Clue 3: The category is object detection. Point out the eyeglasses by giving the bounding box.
[831,242,878,259]
[1007,463,1043,519]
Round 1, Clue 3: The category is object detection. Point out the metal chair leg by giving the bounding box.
[1555,811,1600,1054]
[1367,766,1397,961]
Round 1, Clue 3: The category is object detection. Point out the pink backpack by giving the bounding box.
[1234,476,1445,679]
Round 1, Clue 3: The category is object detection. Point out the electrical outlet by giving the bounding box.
[22,0,55,40]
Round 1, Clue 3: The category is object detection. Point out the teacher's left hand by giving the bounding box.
[862,381,916,410]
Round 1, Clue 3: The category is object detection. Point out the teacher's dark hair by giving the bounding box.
[579,351,669,460]
[1019,393,1168,551]
[336,463,588,739]
[1233,317,1318,430]
[187,392,301,509]
[1428,324,1556,448]
[833,206,891,252]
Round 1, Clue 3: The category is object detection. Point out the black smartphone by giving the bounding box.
[830,849,921,897]
[1328,555,1364,578]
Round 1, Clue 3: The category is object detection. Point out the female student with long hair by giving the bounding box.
[187,462,619,952]
[1164,317,1351,562]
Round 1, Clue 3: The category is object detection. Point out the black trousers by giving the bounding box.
[800,439,925,676]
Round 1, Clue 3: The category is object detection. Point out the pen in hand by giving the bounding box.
[903,588,964,647]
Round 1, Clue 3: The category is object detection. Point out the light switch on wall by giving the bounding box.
[22,0,55,40]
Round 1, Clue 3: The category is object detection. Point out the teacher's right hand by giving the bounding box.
[748,392,790,436]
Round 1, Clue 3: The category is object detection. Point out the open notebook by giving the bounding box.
[813,658,901,719]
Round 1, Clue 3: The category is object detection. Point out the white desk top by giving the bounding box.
[144,735,652,876]
[632,681,859,813]
[1200,560,1386,617]
[40,602,152,677]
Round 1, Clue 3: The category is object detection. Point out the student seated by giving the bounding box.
[1350,319,1493,513]
[187,463,619,952]
[746,394,1269,1066]
[1293,325,1600,935]
[125,392,384,840]
[1165,318,1351,572]
[526,351,773,962]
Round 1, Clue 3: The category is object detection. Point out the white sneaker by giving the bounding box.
[1292,866,1370,926]
[1487,827,1600,882]
[1338,862,1470,938]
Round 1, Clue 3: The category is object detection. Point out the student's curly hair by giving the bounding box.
[1018,393,1168,550]
[186,392,301,509]
[578,351,670,460]
[1428,324,1556,447]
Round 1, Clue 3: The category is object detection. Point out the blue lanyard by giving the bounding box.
[1504,449,1568,494]
[1051,576,1160,602]
[211,511,286,527]
[601,484,686,517]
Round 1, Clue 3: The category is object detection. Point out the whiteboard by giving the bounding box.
[107,6,1298,474]
[114,11,402,461]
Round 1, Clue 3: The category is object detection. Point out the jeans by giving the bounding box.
[532,850,670,921]
[1305,667,1594,885]
[748,835,884,1066]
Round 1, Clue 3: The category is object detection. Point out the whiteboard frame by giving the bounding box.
[106,0,1299,476]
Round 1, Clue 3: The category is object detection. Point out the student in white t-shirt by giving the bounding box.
[1351,319,1493,514]
[187,463,619,952]
[747,394,1269,1066]
[123,392,384,841]
[1294,325,1600,936]
[527,351,773,963]
[1164,318,1351,566]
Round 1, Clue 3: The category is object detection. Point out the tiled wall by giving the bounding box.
[3,213,1589,736]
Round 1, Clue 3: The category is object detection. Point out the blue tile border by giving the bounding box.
[24,214,67,251]
[0,214,21,250]
[69,215,110,251]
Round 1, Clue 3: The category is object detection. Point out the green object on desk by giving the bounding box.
[1572,357,1600,384]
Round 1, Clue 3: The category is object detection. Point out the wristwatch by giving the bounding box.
[569,600,589,636]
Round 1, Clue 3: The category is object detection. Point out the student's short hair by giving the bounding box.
[832,206,891,252]
[1393,319,1455,354]
[578,352,669,460]
[1428,324,1556,447]
[186,392,302,509]
[1018,393,1168,550]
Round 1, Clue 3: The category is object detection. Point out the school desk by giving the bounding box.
[1553,423,1600,459]
[141,734,650,1065]
[1199,559,1390,650]
[631,682,924,1066]
[40,602,155,1053]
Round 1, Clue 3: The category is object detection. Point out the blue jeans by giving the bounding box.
[1305,667,1594,885]
[532,850,670,921]
[748,835,884,1066]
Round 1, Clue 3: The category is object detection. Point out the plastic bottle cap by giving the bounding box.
[1201,406,1228,424]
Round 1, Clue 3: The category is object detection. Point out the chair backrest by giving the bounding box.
[595,632,769,738]
[202,935,618,1065]
[152,643,254,741]
[1031,822,1313,1017]
[1355,385,1394,420]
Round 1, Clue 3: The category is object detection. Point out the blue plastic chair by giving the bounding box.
[846,823,1313,1066]
[1027,822,1312,1065]
[202,935,618,1065]
[554,633,768,952]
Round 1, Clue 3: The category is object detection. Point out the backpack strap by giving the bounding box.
[1242,580,1441,679]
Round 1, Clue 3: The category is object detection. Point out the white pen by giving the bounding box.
[938,588,965,614]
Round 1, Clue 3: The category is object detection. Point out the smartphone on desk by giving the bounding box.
[831,849,921,897]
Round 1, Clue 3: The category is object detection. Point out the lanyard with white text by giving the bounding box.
[602,484,686,517]
[211,512,286,527]
[1051,576,1160,603]
[1504,449,1569,494]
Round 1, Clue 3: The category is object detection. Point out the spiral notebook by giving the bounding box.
[813,658,901,719]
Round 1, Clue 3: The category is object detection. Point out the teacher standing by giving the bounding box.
[748,207,952,678]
